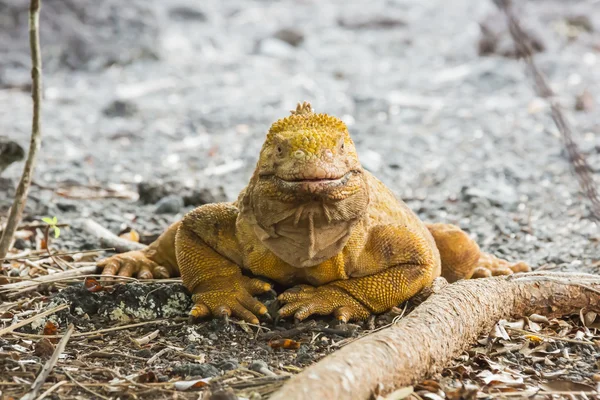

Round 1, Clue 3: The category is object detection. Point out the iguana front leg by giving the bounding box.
[98,221,180,279]
[279,224,439,322]
[176,203,272,324]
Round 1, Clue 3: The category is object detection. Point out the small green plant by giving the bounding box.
[42,216,60,238]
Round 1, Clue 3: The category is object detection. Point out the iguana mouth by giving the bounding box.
[276,170,356,184]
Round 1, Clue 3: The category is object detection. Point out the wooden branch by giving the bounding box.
[21,323,74,400]
[270,272,600,400]
[76,219,144,253]
[0,0,44,260]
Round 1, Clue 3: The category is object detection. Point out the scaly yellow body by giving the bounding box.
[99,102,529,323]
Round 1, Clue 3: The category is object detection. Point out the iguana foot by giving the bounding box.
[278,284,370,323]
[471,252,530,278]
[98,251,171,279]
[190,276,272,324]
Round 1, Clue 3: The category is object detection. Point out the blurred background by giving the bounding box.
[0,0,598,271]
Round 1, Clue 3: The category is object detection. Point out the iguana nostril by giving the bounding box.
[323,149,333,160]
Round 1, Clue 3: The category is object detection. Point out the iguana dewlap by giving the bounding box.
[99,102,529,323]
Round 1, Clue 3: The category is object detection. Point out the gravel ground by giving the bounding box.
[1,0,599,398]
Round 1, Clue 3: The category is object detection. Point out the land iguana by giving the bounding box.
[99,102,529,324]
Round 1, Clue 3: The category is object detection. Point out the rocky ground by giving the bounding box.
[1,0,599,398]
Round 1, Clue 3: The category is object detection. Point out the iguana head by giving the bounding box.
[255,102,366,201]
[240,102,370,268]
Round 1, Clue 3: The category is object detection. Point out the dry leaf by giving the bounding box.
[491,323,510,340]
[523,334,543,344]
[477,370,524,385]
[381,386,413,400]
[415,380,441,392]
[34,338,55,358]
[136,371,157,383]
[582,310,597,327]
[174,378,211,391]
[529,314,549,323]
[269,339,301,350]
[502,319,525,330]
[541,380,595,392]
[42,320,58,336]
[84,277,105,292]
[119,229,140,243]
[525,318,542,332]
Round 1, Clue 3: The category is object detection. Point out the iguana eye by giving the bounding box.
[277,146,282,154]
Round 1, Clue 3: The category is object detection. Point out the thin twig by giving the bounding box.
[494,0,600,220]
[0,265,98,296]
[0,303,68,337]
[34,380,67,400]
[504,327,594,345]
[64,370,110,400]
[0,0,44,260]
[0,248,113,262]
[10,319,180,339]
[21,324,74,400]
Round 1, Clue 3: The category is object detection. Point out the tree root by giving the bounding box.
[270,272,600,400]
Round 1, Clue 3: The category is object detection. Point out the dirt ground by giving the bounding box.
[1,0,599,399]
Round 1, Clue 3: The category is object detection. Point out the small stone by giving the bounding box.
[273,28,304,47]
[593,374,600,382]
[103,99,138,118]
[259,38,296,58]
[215,359,239,371]
[135,349,152,358]
[249,360,276,376]
[138,181,184,204]
[168,6,207,22]
[338,15,406,30]
[0,137,25,176]
[13,238,30,250]
[575,90,594,112]
[56,201,78,212]
[172,362,219,378]
[183,187,227,206]
[155,195,184,214]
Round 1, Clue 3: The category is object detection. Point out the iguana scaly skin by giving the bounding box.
[99,102,529,323]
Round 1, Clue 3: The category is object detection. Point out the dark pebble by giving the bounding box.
[168,6,207,22]
[155,195,184,214]
[103,99,139,118]
[273,28,305,47]
[172,362,220,378]
[13,238,30,250]
[215,359,239,371]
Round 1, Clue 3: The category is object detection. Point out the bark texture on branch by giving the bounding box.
[0,0,43,260]
[270,272,600,400]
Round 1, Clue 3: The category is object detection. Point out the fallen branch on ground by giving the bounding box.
[76,219,144,253]
[270,272,600,400]
[0,0,44,260]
